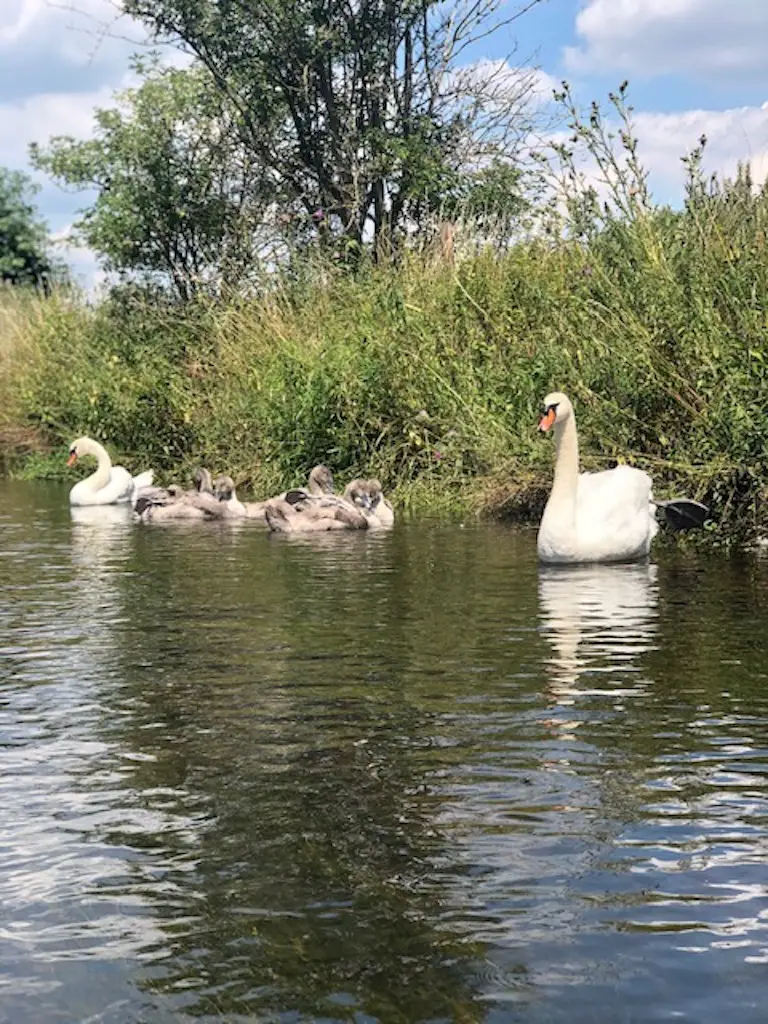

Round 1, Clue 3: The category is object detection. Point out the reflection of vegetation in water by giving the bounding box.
[86,526,539,1020]
[8,477,768,1021]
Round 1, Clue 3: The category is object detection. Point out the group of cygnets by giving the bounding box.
[66,390,710,557]
[66,437,394,533]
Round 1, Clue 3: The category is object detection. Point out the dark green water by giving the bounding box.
[2,480,768,1023]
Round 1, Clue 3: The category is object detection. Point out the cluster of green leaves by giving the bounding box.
[13,292,199,467]
[0,168,57,290]
[10,79,768,542]
[33,2,544,296]
[121,0,508,237]
[32,58,279,300]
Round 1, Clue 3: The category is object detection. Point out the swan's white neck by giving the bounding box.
[543,415,580,525]
[82,440,113,491]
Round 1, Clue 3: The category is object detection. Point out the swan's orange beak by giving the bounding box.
[66,452,77,467]
[538,408,557,432]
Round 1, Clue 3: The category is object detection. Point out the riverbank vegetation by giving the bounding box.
[0,0,766,543]
[3,152,767,541]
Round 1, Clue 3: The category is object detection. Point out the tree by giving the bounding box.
[0,168,56,290]
[121,0,545,258]
[31,57,279,300]
[439,159,534,250]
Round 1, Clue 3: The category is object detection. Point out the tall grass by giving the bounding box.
[3,92,768,542]
[0,286,56,468]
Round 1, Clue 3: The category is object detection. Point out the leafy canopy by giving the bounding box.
[0,168,56,290]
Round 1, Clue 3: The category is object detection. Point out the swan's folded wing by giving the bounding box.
[106,465,136,503]
[575,466,657,557]
[576,466,653,514]
[265,494,368,531]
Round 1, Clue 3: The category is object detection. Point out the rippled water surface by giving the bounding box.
[3,480,768,1022]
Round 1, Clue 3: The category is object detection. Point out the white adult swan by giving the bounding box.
[537,391,708,564]
[67,436,154,507]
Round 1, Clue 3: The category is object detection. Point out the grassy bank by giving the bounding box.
[2,175,768,543]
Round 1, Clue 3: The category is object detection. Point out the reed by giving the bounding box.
[3,148,768,543]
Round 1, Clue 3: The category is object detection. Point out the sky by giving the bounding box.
[2,0,768,288]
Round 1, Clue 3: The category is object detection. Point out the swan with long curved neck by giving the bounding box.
[67,437,153,507]
[537,392,708,564]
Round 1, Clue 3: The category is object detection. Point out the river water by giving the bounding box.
[2,479,768,1022]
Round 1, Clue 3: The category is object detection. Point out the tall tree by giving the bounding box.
[122,0,544,257]
[31,58,278,300]
[0,168,56,290]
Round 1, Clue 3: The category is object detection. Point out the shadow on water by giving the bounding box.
[3,480,768,1021]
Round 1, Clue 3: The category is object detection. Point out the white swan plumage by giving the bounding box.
[67,436,154,507]
[537,391,706,564]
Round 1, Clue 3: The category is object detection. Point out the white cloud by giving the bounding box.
[1,0,145,58]
[529,68,560,103]
[636,103,768,190]
[565,0,768,82]
[548,100,768,210]
[0,1,188,102]
[446,60,563,167]
[0,84,119,170]
[0,42,187,175]
[454,59,559,101]
[0,84,119,290]
[0,2,189,292]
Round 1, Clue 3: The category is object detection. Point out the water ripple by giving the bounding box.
[3,484,768,1021]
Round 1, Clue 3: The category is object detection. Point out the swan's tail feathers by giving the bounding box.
[655,498,709,532]
[129,470,154,509]
[132,470,154,489]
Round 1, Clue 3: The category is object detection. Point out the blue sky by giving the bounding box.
[2,0,768,287]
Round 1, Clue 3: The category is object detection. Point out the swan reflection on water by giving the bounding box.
[70,502,134,531]
[538,563,659,719]
[69,504,135,621]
